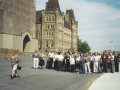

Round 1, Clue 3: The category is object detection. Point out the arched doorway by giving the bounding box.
[23,35,30,52]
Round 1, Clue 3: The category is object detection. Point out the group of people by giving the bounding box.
[32,50,120,74]
[4,50,120,80]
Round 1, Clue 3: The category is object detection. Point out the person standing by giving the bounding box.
[32,50,39,69]
[76,53,80,73]
[4,51,20,79]
[114,53,119,72]
[48,49,54,69]
[85,53,91,74]
[56,52,64,71]
[64,52,70,72]
[80,53,85,74]
[53,52,58,70]
[109,52,114,73]
[101,52,108,72]
[93,53,99,73]
[70,54,75,72]
[39,51,45,69]
[90,53,94,72]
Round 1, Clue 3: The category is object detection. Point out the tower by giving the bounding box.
[0,0,38,54]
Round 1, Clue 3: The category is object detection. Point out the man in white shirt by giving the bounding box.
[56,52,64,71]
[48,49,54,69]
[32,50,39,69]
[70,54,75,72]
[93,53,99,73]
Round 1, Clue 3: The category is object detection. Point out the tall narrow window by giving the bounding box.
[46,41,48,47]
[49,32,51,38]
[52,16,54,21]
[51,41,54,47]
[51,25,53,29]
[46,17,48,21]
[52,32,53,37]
[49,17,51,21]
[48,25,49,29]
[46,32,49,38]
[46,25,48,29]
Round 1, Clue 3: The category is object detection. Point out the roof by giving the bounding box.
[66,10,75,20]
[46,0,61,11]
[36,10,42,23]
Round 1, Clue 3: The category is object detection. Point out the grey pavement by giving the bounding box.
[88,71,120,90]
[0,57,101,90]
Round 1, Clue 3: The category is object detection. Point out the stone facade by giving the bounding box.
[36,0,78,53]
[0,0,38,54]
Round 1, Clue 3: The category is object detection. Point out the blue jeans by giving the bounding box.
[80,64,85,74]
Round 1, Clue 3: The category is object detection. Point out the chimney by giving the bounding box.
[45,2,48,10]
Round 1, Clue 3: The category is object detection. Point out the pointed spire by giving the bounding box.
[46,0,61,11]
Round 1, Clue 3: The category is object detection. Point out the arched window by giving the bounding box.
[51,41,54,47]
[46,41,48,47]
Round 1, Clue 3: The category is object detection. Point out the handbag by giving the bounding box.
[17,65,22,70]
[17,59,22,70]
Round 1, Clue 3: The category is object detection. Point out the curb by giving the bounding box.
[83,73,104,90]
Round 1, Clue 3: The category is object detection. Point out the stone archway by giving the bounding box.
[23,35,30,52]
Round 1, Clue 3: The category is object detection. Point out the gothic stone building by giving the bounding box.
[36,0,78,52]
[0,0,38,54]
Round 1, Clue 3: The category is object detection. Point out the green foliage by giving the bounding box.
[77,38,91,53]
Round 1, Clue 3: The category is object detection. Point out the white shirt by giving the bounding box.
[56,55,64,61]
[90,56,94,61]
[70,56,75,65]
[48,52,54,58]
[110,56,114,60]
[93,56,99,62]
[76,56,80,61]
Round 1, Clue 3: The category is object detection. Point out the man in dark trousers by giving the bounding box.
[101,52,108,72]
[48,49,54,69]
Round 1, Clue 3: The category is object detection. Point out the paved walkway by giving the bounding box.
[89,70,120,90]
[0,57,101,90]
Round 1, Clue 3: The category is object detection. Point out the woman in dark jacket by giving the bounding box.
[114,53,119,72]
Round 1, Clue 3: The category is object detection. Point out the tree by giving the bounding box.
[77,38,91,53]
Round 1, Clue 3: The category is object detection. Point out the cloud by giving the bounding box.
[36,0,120,52]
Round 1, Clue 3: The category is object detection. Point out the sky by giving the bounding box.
[36,0,120,52]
